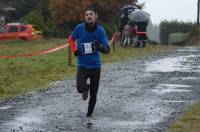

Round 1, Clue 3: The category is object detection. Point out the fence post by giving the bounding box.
[113,34,115,52]
[68,46,72,66]
[113,24,117,52]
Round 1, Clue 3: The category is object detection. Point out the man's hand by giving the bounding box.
[94,40,103,50]
[74,50,79,56]
[93,40,110,53]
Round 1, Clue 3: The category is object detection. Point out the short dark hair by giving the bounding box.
[86,7,97,14]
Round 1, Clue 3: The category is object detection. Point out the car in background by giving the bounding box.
[0,23,34,40]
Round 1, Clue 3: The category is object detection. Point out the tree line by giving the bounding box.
[160,20,196,44]
[2,0,136,37]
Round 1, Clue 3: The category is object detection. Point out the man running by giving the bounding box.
[68,7,110,124]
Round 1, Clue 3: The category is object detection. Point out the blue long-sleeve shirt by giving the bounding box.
[71,23,109,69]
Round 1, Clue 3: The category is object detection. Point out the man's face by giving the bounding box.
[85,10,97,24]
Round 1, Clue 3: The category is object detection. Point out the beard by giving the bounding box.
[85,22,97,32]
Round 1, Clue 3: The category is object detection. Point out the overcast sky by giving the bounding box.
[140,0,197,24]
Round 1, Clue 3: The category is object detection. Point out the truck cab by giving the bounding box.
[0,23,34,40]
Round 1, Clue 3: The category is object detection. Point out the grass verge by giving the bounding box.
[170,102,200,132]
[0,39,174,99]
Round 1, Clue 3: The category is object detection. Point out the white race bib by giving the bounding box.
[81,42,96,54]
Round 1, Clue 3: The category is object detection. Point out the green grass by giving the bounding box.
[0,40,174,99]
[170,102,200,132]
[0,39,73,99]
[102,44,174,63]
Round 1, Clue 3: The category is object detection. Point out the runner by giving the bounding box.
[68,7,110,125]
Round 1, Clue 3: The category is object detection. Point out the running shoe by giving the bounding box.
[82,91,88,101]
[86,117,92,125]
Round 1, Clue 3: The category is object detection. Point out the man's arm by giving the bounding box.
[68,25,80,56]
[97,27,110,54]
[94,40,110,53]
[68,35,77,53]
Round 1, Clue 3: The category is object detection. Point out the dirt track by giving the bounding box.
[0,46,200,132]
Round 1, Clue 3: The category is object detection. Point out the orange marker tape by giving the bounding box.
[0,44,68,59]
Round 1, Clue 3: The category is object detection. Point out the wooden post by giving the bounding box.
[113,24,117,52]
[112,34,116,52]
[68,46,72,66]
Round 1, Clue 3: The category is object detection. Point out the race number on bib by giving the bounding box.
[81,42,96,54]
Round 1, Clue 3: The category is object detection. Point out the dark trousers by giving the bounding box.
[76,67,101,117]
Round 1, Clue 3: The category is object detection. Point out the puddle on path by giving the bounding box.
[146,55,197,72]
[163,100,192,103]
[4,111,43,131]
[93,99,168,130]
[178,77,197,80]
[0,106,12,110]
[177,47,198,52]
[152,84,191,95]
[92,118,157,129]
[15,114,42,124]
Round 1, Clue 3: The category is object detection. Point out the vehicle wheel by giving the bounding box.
[134,40,141,48]
[19,37,28,41]
[141,41,146,48]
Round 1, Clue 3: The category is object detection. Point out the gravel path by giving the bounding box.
[0,46,200,132]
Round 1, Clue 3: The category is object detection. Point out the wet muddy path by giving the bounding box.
[1,47,200,132]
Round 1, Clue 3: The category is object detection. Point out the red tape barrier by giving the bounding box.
[109,33,118,46]
[0,44,68,59]
[137,32,147,35]
[0,33,118,59]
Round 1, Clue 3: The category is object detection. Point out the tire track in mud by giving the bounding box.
[0,47,200,132]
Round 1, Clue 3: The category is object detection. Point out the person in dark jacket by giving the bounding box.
[135,21,148,47]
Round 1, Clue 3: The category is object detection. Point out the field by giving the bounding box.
[1,39,200,131]
[0,39,173,99]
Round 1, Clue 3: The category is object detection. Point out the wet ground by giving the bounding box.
[0,46,200,132]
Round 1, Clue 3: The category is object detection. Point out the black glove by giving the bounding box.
[74,50,79,56]
[93,40,102,50]
[93,40,110,53]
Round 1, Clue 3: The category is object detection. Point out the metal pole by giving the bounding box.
[198,0,200,26]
